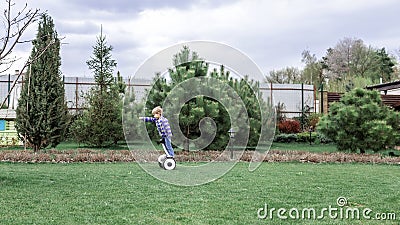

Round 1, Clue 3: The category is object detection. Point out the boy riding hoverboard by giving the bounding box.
[139,106,176,170]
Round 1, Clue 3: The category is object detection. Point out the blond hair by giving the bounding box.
[152,106,163,115]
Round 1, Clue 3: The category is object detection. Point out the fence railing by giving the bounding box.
[0,75,152,113]
[1,75,316,118]
[324,92,400,112]
[261,83,316,118]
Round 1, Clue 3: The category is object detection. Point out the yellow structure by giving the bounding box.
[0,109,22,146]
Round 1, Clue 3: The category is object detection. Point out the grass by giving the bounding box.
[0,162,399,224]
[1,141,131,151]
[270,142,337,153]
[270,142,400,157]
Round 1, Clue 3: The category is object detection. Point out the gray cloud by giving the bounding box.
[57,21,98,35]
[3,0,400,78]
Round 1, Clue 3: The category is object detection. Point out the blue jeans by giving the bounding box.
[163,137,174,157]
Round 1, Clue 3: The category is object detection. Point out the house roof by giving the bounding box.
[366,80,400,92]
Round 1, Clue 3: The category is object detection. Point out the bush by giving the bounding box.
[308,113,321,129]
[70,85,124,147]
[317,88,400,153]
[315,133,333,144]
[278,119,301,134]
[274,133,297,143]
[68,113,87,144]
[296,132,317,143]
[273,132,333,144]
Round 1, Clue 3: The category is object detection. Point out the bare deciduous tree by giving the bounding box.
[324,37,376,80]
[0,0,41,73]
[266,67,302,84]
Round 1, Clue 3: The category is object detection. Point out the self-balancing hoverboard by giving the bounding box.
[157,138,176,170]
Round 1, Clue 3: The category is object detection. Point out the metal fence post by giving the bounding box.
[301,83,304,129]
[7,74,11,108]
[320,83,324,114]
[75,77,79,113]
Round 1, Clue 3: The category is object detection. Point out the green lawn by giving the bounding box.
[270,142,337,153]
[0,162,399,224]
[270,142,400,156]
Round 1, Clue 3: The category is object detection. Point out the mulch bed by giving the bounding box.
[0,149,399,164]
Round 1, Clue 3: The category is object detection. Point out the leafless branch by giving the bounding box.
[0,0,42,70]
[0,37,63,109]
[0,54,19,73]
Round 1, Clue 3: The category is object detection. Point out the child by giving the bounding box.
[139,106,174,157]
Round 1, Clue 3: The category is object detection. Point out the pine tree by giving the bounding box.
[70,28,123,147]
[144,46,269,151]
[172,45,200,66]
[123,85,146,142]
[165,61,223,151]
[15,14,68,152]
[144,73,171,139]
[318,88,400,153]
[86,27,116,93]
[375,48,395,83]
[116,71,126,94]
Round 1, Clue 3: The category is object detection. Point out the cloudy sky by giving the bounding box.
[4,0,400,78]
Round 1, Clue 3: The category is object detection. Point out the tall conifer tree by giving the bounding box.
[16,14,68,152]
[70,27,123,147]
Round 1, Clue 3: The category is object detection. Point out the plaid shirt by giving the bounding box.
[142,116,173,138]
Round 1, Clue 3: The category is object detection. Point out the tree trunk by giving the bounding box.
[33,144,39,153]
[184,125,190,151]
